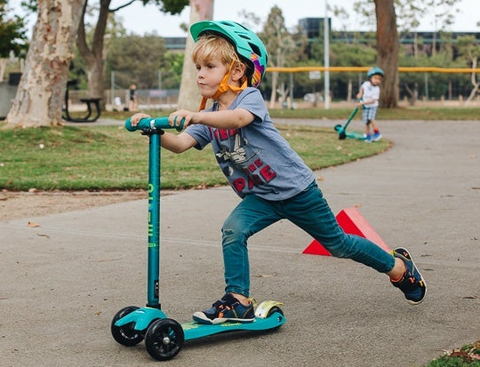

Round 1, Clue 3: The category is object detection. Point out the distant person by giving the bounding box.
[130,21,427,325]
[357,67,383,142]
[128,84,138,111]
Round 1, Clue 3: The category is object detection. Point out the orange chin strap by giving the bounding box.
[198,60,248,111]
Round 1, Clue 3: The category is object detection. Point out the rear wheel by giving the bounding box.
[267,306,285,330]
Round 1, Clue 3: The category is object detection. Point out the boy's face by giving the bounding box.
[370,74,383,86]
[195,55,229,98]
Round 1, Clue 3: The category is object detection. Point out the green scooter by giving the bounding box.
[110,117,286,361]
[334,103,365,140]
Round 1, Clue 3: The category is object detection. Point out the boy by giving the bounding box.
[356,67,384,142]
[130,21,426,325]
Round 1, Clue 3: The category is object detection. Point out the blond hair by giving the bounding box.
[192,34,246,71]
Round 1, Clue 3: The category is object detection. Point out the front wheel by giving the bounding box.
[145,318,184,361]
[111,306,144,346]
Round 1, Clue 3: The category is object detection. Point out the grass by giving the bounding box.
[270,106,480,121]
[424,342,480,367]
[99,105,480,122]
[0,122,389,191]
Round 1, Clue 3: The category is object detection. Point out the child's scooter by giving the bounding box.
[111,117,286,361]
[334,103,365,140]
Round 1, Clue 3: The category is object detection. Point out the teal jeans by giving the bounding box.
[221,181,396,297]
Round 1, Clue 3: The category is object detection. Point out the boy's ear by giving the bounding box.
[231,62,247,82]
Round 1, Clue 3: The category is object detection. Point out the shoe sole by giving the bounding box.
[394,247,427,305]
[193,312,255,325]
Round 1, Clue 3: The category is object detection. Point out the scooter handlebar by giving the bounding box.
[125,117,185,132]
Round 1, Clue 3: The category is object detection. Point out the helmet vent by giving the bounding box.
[249,43,262,57]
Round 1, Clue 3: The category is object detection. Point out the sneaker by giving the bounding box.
[192,293,255,325]
[365,134,372,143]
[373,132,382,141]
[391,247,427,305]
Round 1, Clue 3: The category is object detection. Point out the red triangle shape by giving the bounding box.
[302,239,332,256]
[302,207,390,256]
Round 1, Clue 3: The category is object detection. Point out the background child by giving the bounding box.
[357,67,384,142]
[128,84,138,111]
[130,21,426,325]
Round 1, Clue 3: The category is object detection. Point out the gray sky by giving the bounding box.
[112,0,480,37]
[9,0,479,38]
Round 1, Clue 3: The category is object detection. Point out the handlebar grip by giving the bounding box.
[125,117,184,132]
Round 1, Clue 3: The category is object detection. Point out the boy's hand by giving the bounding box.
[169,109,198,129]
[130,113,151,127]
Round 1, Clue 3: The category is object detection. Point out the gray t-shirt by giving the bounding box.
[184,87,316,201]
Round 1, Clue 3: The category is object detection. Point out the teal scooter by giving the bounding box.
[334,102,365,140]
[111,117,286,361]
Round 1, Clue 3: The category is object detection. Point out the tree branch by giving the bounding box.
[109,0,136,12]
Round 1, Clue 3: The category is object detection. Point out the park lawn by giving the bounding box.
[0,122,389,191]
[99,106,480,122]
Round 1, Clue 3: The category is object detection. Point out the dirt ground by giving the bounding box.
[0,190,149,221]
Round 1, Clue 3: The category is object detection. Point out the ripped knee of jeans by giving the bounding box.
[222,226,249,249]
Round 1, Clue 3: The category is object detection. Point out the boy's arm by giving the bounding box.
[129,112,197,154]
[356,88,364,99]
[170,108,255,130]
[160,131,197,154]
[360,98,376,106]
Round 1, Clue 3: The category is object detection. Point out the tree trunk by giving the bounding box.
[0,58,7,82]
[269,72,278,109]
[6,0,87,127]
[177,0,214,111]
[465,58,479,104]
[374,0,399,108]
[77,0,110,101]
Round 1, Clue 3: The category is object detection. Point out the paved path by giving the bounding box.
[1,118,480,367]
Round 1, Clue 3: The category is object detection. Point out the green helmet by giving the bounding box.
[367,67,384,79]
[190,20,268,88]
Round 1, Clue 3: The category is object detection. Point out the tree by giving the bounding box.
[0,0,29,81]
[374,0,399,108]
[425,0,459,55]
[259,6,297,108]
[77,0,189,102]
[456,35,480,104]
[352,0,399,107]
[159,51,184,89]
[177,0,213,110]
[5,0,87,127]
[105,34,167,89]
[395,0,423,58]
[332,43,377,101]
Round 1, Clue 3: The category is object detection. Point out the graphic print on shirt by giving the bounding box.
[213,128,277,195]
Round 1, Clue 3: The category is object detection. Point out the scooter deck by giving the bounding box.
[115,303,286,338]
[344,131,365,140]
[182,312,286,340]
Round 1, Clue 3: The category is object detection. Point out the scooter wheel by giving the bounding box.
[334,124,342,132]
[267,306,284,317]
[267,306,285,330]
[111,306,144,346]
[145,318,184,361]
